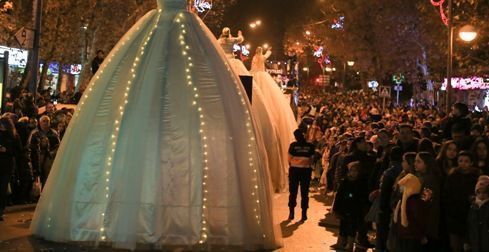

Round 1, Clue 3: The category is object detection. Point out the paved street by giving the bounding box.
[0,192,340,251]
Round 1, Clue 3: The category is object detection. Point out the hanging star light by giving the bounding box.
[194,0,212,13]
[331,16,345,30]
[430,0,448,26]
[313,46,330,69]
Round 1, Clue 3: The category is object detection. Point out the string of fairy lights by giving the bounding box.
[223,64,264,237]
[98,9,161,242]
[173,12,211,244]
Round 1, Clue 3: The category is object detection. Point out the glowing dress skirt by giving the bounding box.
[30,0,281,250]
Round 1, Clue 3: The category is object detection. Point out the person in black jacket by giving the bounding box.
[443,102,471,140]
[331,161,370,251]
[287,129,315,221]
[443,151,480,252]
[0,116,22,221]
[91,49,105,74]
[396,124,418,155]
[376,146,403,251]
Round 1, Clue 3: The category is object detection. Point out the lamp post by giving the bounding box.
[343,60,354,88]
[29,0,42,94]
[445,0,477,113]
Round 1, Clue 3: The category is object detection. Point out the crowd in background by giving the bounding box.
[297,87,489,252]
[0,86,76,221]
[1,84,489,251]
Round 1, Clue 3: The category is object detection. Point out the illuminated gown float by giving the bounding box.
[251,47,297,193]
[30,0,281,250]
[218,30,288,193]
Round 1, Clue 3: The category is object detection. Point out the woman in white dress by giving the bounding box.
[251,47,297,193]
[218,28,286,193]
[217,27,250,76]
[30,0,281,250]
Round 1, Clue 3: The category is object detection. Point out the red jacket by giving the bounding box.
[396,194,427,240]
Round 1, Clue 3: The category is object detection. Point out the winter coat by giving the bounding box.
[27,128,60,176]
[380,161,403,215]
[417,171,442,238]
[443,168,480,235]
[333,178,370,219]
[467,201,489,252]
[0,131,22,176]
[338,150,376,182]
[443,116,471,140]
[396,194,427,240]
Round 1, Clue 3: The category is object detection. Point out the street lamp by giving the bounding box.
[459,25,477,42]
[343,61,354,87]
[305,30,311,36]
[445,0,478,112]
[249,20,262,29]
[446,22,477,112]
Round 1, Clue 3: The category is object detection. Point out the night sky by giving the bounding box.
[223,0,313,59]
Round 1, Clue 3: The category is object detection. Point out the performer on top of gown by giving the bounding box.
[251,46,297,193]
[30,0,281,250]
[217,26,287,192]
[217,27,250,76]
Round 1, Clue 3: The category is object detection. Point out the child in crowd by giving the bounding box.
[331,161,369,251]
[443,151,480,251]
[467,175,489,252]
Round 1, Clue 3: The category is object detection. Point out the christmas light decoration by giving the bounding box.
[368,80,379,90]
[331,16,344,30]
[313,46,330,69]
[430,0,448,26]
[442,77,489,90]
[194,0,212,13]
[392,73,405,85]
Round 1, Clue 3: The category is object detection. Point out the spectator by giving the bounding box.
[466,175,489,252]
[91,49,105,74]
[28,115,60,188]
[0,116,22,221]
[393,174,427,252]
[414,152,442,251]
[443,151,480,252]
[331,161,369,251]
[471,139,489,175]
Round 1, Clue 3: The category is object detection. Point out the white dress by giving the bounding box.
[217,35,250,76]
[251,51,297,193]
[218,33,286,193]
[30,0,281,250]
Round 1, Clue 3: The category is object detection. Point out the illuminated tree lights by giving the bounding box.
[430,0,448,26]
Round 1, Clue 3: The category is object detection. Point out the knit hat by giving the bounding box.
[393,174,422,227]
[476,175,489,194]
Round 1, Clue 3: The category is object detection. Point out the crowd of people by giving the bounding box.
[295,87,489,251]
[0,87,75,221]
[1,83,489,251]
